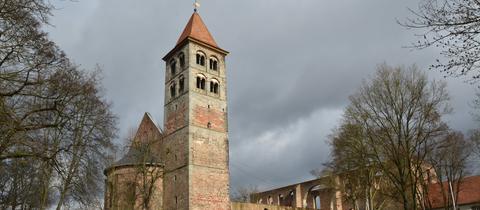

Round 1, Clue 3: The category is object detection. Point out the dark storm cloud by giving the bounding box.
[47,0,477,192]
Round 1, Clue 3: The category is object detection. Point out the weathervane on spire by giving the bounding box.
[194,0,200,12]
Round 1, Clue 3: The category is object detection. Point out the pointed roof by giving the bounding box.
[176,12,218,48]
[105,113,163,172]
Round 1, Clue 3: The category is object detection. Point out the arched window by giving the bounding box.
[196,75,206,90]
[209,57,218,71]
[179,53,185,68]
[196,52,205,66]
[278,194,284,205]
[268,196,273,204]
[289,191,295,207]
[179,75,185,93]
[210,79,219,94]
[314,196,321,209]
[170,59,176,75]
[170,82,176,98]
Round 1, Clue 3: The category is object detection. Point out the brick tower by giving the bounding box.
[162,11,230,210]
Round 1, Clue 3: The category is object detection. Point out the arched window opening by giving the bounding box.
[268,196,273,205]
[209,58,218,71]
[289,191,295,207]
[179,75,185,93]
[196,52,205,66]
[196,75,206,90]
[170,83,176,98]
[210,79,219,94]
[207,122,211,128]
[314,196,321,209]
[278,194,284,205]
[258,198,263,204]
[179,53,185,68]
[213,83,219,94]
[170,60,176,75]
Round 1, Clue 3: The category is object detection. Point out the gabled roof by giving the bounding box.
[427,175,480,208]
[106,113,163,172]
[176,11,218,48]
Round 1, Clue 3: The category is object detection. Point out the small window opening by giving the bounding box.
[207,122,212,128]
[175,196,178,205]
[196,53,205,66]
[207,105,210,109]
[179,53,185,68]
[170,83,176,98]
[179,76,185,92]
[314,196,321,209]
[174,175,177,181]
[174,104,178,110]
[196,76,205,90]
[213,83,219,94]
[170,60,176,75]
[210,80,219,94]
[209,58,218,70]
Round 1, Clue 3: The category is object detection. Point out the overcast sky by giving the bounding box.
[46,0,478,192]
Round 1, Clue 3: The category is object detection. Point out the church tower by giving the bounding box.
[162,11,230,210]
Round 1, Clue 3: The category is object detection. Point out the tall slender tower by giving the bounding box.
[162,11,230,210]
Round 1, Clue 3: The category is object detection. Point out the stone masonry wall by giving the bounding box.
[187,41,230,210]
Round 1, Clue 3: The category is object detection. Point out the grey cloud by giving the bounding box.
[46,0,478,193]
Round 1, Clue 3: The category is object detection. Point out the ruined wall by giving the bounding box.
[231,202,311,210]
[251,178,339,210]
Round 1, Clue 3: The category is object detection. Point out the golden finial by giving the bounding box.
[194,0,200,12]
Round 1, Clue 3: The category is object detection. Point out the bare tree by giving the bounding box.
[344,64,450,210]
[118,125,163,210]
[231,185,259,203]
[402,0,480,82]
[53,69,117,210]
[131,140,163,210]
[425,131,472,210]
[325,123,389,210]
[0,1,118,209]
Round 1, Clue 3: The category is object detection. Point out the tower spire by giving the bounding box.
[193,0,200,12]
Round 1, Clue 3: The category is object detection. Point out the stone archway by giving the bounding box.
[303,184,326,209]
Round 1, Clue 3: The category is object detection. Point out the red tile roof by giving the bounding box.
[176,12,218,48]
[427,175,480,208]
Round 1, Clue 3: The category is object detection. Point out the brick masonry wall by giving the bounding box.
[187,42,230,210]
